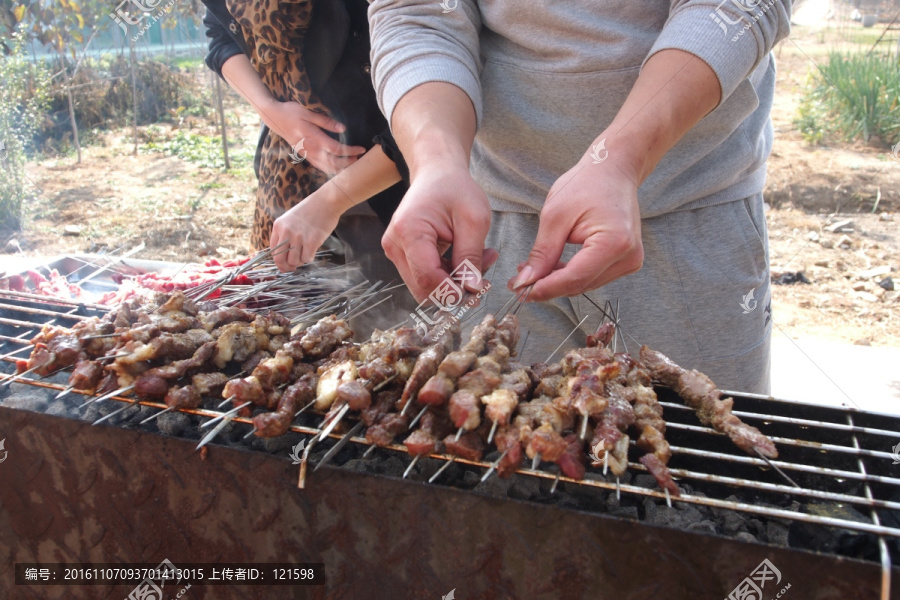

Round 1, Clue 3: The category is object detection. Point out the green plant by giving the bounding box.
[795,51,900,146]
[0,33,50,233]
[140,129,227,169]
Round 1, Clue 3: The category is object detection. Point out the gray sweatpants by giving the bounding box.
[479,194,772,394]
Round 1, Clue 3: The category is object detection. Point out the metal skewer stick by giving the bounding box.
[79,385,134,408]
[665,488,672,508]
[454,425,464,442]
[550,473,561,494]
[55,386,75,400]
[531,453,542,470]
[372,374,398,393]
[216,395,236,410]
[0,344,32,361]
[755,448,801,488]
[409,404,430,430]
[512,284,534,315]
[140,405,175,424]
[544,315,590,364]
[603,451,609,476]
[487,420,499,445]
[402,455,421,479]
[294,396,319,417]
[362,445,377,458]
[201,401,252,429]
[579,413,589,441]
[314,421,365,472]
[315,403,351,443]
[480,449,510,483]
[196,412,236,451]
[428,456,455,483]
[242,427,258,440]
[616,477,621,500]
[1,365,41,387]
[92,400,139,426]
[297,435,317,489]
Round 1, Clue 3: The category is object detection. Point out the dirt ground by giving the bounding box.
[5,22,899,347]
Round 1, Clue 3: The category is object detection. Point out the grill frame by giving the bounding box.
[2,282,900,598]
[0,403,896,600]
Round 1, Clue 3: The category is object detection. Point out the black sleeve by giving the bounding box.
[203,7,245,78]
[373,129,410,185]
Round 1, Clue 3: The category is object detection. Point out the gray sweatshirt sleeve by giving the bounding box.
[368,0,483,126]
[647,0,791,101]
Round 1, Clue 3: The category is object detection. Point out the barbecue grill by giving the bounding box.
[1,258,899,600]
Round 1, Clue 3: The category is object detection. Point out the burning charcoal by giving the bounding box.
[157,412,192,437]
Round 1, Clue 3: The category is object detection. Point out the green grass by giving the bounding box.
[795,50,900,146]
[140,130,251,170]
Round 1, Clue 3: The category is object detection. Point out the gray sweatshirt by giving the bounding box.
[369,0,792,218]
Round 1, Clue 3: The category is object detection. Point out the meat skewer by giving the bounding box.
[639,346,778,459]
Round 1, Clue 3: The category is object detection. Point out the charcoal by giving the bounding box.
[610,506,639,520]
[2,391,50,412]
[687,520,718,535]
[342,459,372,473]
[735,532,758,544]
[473,474,513,499]
[259,434,296,453]
[767,521,790,546]
[158,412,192,437]
[632,474,657,489]
[721,510,746,535]
[462,470,481,488]
[44,401,71,416]
[508,476,541,501]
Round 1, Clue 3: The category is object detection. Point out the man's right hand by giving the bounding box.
[381,163,495,303]
[263,100,366,175]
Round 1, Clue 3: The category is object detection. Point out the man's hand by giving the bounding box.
[382,163,495,302]
[508,147,644,302]
[264,100,366,175]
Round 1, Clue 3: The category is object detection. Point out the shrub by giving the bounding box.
[0,34,50,233]
[796,51,900,146]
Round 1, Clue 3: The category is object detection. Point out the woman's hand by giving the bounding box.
[270,185,342,272]
[263,100,366,175]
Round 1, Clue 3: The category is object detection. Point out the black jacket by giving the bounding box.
[200,0,407,225]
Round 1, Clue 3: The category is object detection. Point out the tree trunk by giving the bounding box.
[62,57,82,164]
[130,38,139,156]
[214,74,231,170]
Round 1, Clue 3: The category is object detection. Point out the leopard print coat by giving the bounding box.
[226,0,330,251]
